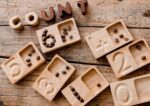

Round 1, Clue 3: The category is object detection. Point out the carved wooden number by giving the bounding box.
[107,38,150,78]
[112,52,132,74]
[38,77,55,95]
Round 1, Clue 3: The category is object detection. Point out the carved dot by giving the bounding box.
[36,56,41,61]
[69,35,73,40]
[26,58,31,62]
[46,35,50,38]
[135,44,141,50]
[42,37,46,42]
[63,27,67,32]
[73,91,78,96]
[62,71,67,75]
[115,38,119,43]
[43,41,46,45]
[142,56,146,60]
[113,28,118,33]
[66,66,70,70]
[119,34,124,38]
[97,83,101,88]
[31,49,35,53]
[28,53,32,56]
[143,10,150,17]
[77,95,81,100]
[43,29,48,35]
[55,73,59,77]
[80,98,84,103]
[61,35,66,38]
[62,37,66,42]
[42,33,46,37]
[63,31,68,35]
[70,86,75,92]
[27,63,32,67]
[68,26,71,31]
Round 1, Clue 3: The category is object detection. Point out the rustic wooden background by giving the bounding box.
[0,0,150,106]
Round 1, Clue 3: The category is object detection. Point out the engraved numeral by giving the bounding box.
[113,52,132,73]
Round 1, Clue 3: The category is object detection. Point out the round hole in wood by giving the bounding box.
[29,15,34,21]
[113,28,118,33]
[141,56,146,60]
[13,18,20,25]
[97,83,101,88]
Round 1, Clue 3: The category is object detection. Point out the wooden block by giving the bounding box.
[9,16,24,30]
[25,11,40,26]
[107,38,150,78]
[58,2,72,18]
[1,41,45,84]
[85,20,133,59]
[32,54,75,101]
[36,18,81,53]
[62,67,109,106]
[40,7,55,22]
[110,74,150,106]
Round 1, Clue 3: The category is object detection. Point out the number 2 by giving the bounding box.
[113,52,132,73]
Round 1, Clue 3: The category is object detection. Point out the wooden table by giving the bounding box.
[0,0,150,106]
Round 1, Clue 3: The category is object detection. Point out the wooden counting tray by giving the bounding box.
[32,54,75,102]
[85,20,133,59]
[107,38,150,78]
[36,18,81,53]
[61,67,109,106]
[110,74,150,106]
[1,41,45,84]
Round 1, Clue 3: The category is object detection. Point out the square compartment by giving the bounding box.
[81,68,104,95]
[107,21,130,45]
[58,20,77,43]
[129,41,150,65]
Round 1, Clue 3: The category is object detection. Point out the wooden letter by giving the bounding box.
[40,7,55,22]
[77,0,88,15]
[58,2,72,18]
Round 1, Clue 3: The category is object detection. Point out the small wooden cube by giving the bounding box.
[85,20,133,59]
[36,18,81,53]
[110,74,150,106]
[107,37,150,78]
[61,67,109,106]
[1,41,45,84]
[32,54,75,101]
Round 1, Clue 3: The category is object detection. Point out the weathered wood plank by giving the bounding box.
[0,0,150,27]
[1,26,150,65]
[0,57,150,106]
